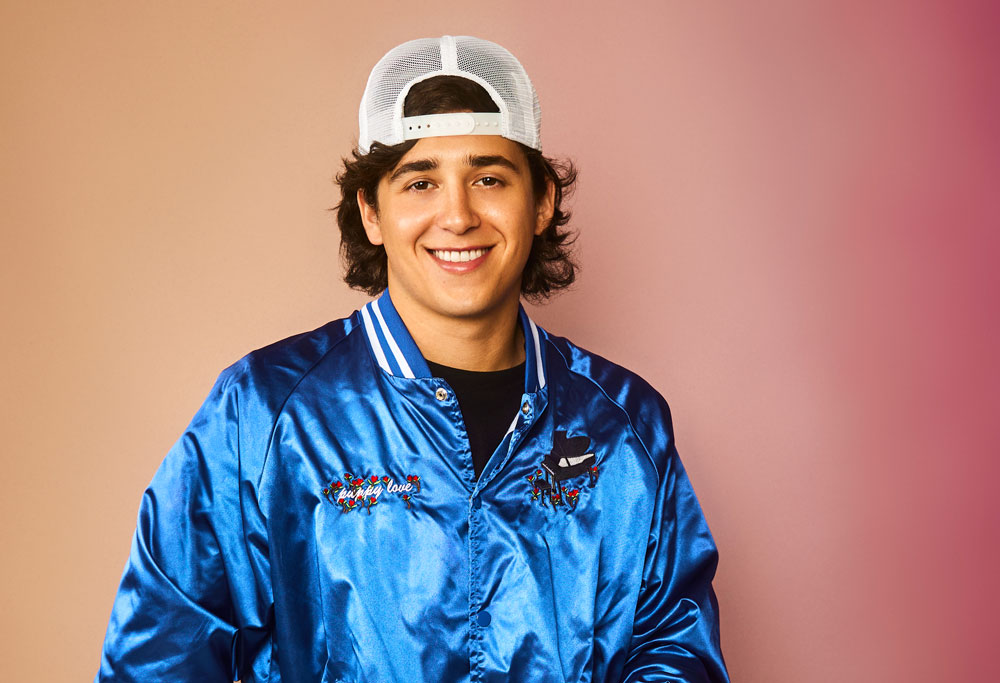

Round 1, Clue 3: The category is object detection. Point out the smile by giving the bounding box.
[427,247,491,263]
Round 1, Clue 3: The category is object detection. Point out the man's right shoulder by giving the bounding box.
[210,309,364,410]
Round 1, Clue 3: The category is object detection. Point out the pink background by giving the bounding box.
[2,2,998,681]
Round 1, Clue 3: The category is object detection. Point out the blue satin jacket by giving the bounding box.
[96,291,729,682]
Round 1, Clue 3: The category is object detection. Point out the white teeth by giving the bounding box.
[431,248,488,262]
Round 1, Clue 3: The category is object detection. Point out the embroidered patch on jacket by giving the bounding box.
[321,471,422,515]
[525,430,599,511]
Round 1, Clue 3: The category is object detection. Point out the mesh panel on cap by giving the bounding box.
[453,36,540,150]
[358,35,541,153]
[359,38,443,153]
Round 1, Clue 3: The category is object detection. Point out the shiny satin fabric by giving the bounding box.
[96,291,729,682]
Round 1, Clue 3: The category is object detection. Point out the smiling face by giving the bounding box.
[358,134,555,330]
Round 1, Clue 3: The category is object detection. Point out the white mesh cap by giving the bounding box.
[358,35,541,154]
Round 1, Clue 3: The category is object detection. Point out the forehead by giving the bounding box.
[390,134,529,173]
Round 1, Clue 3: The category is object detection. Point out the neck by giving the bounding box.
[387,289,525,372]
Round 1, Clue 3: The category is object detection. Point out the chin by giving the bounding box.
[432,291,505,320]
[436,299,491,319]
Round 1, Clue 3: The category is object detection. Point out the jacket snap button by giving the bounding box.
[435,387,448,401]
[521,402,530,414]
[477,610,491,627]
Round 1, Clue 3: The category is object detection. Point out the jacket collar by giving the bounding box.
[359,288,547,393]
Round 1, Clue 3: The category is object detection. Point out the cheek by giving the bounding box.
[484,202,537,241]
[380,212,429,251]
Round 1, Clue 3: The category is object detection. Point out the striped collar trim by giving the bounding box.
[360,289,547,393]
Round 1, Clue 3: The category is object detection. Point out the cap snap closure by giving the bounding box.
[435,387,449,401]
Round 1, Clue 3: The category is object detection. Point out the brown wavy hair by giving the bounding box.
[334,75,578,301]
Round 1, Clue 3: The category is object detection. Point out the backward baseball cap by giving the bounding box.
[357,35,541,154]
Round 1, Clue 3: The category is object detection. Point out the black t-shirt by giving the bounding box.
[426,359,526,481]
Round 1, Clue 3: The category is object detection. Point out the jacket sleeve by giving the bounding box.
[619,432,730,682]
[95,368,265,682]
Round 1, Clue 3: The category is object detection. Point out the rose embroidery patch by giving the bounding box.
[322,471,422,514]
[526,430,599,511]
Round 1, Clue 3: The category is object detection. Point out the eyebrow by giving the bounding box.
[388,154,521,184]
[388,159,437,184]
[467,154,520,174]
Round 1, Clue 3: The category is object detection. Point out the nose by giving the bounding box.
[436,184,479,234]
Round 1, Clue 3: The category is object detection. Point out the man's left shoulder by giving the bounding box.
[541,330,677,469]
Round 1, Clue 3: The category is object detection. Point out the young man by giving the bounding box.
[96,36,730,682]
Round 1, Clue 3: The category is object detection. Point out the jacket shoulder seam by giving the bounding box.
[258,322,361,489]
[223,318,360,491]
[544,337,662,489]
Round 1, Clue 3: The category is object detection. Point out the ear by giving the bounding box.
[357,188,384,246]
[534,178,556,236]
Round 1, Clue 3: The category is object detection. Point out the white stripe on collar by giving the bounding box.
[528,318,546,389]
[371,298,415,379]
[503,411,520,438]
[360,305,392,374]
[363,290,547,392]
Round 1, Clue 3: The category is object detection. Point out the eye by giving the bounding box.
[476,175,504,188]
[406,180,432,192]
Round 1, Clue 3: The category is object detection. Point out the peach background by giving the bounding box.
[2,2,998,681]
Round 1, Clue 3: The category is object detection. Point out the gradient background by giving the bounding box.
[2,2,998,681]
